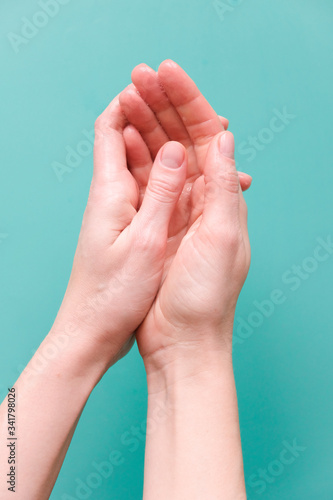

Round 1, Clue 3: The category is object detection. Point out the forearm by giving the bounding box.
[142,338,246,500]
[0,321,108,500]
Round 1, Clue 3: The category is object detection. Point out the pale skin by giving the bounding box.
[121,60,250,500]
[0,60,251,499]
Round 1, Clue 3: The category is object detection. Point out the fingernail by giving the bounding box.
[219,132,235,158]
[161,142,184,169]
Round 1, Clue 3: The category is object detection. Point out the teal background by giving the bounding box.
[0,0,332,498]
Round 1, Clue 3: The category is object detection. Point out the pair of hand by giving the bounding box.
[55,60,251,376]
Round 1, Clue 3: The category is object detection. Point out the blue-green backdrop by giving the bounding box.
[1,0,332,498]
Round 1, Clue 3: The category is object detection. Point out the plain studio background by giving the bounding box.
[0,1,332,499]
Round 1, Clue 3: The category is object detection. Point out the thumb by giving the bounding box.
[202,131,241,235]
[132,141,187,235]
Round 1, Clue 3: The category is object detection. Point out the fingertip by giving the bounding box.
[218,131,235,159]
[131,63,154,81]
[119,85,144,118]
[160,141,185,169]
[159,58,178,68]
[132,64,158,98]
[123,123,137,139]
[132,62,148,73]
[218,115,229,130]
[120,83,137,97]
[158,59,180,78]
[238,172,253,191]
[119,84,135,106]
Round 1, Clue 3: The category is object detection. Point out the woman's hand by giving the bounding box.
[137,130,250,375]
[121,62,250,500]
[119,60,250,375]
[52,94,188,369]
[0,83,193,500]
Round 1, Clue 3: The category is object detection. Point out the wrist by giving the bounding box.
[51,280,138,369]
[143,341,245,500]
[143,326,234,395]
[46,312,118,385]
[17,328,108,406]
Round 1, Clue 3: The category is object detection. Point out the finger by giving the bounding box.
[218,115,229,130]
[201,131,240,235]
[132,141,187,236]
[93,95,128,184]
[131,63,191,145]
[90,96,138,235]
[188,169,251,230]
[123,124,152,193]
[119,84,169,158]
[158,60,224,145]
[238,172,252,191]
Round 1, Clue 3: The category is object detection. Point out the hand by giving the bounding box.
[0,85,192,500]
[52,95,189,369]
[138,130,250,369]
[119,62,249,500]
[119,61,250,372]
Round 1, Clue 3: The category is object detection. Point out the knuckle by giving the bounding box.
[147,178,178,204]
[221,225,242,250]
[134,225,165,254]
[205,178,220,200]
[217,164,240,194]
[218,167,240,194]
[138,117,154,133]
